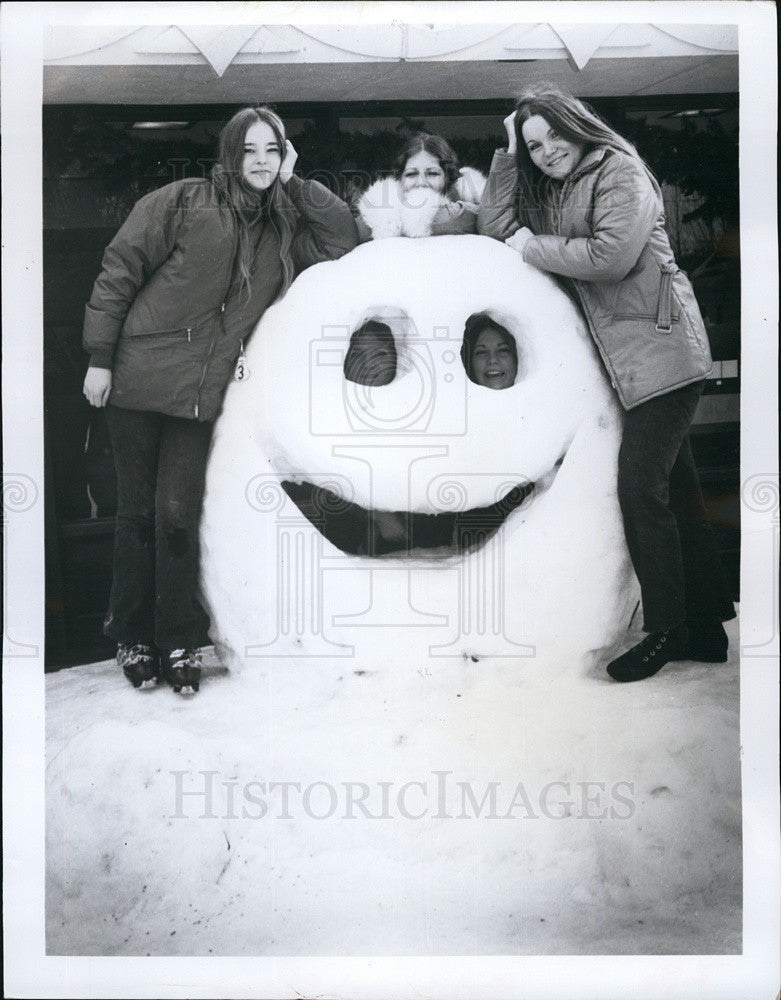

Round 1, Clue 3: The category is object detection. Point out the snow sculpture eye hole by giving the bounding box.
[344,319,398,387]
[461,312,520,390]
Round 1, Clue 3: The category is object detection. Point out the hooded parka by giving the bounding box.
[84,174,358,421]
[478,147,713,410]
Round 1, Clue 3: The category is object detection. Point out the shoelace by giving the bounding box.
[168,648,200,664]
[124,643,154,660]
[638,631,671,664]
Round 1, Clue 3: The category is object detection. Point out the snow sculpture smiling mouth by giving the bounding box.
[201,236,638,670]
[279,472,545,558]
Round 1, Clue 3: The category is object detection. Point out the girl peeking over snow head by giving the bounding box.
[356,133,486,241]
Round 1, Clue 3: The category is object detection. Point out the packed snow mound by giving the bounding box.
[45,619,741,956]
[201,236,639,674]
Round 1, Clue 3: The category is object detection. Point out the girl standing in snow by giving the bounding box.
[478,88,735,682]
[82,105,358,693]
[356,133,486,241]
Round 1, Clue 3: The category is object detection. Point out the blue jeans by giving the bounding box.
[104,406,214,653]
[618,381,736,632]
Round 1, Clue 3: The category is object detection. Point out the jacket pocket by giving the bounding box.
[609,254,679,326]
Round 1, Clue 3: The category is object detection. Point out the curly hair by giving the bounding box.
[391,133,461,195]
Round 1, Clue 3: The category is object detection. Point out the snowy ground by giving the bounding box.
[46,614,741,956]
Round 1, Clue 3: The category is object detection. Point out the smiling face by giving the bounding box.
[521,114,586,181]
[202,236,638,673]
[470,328,518,390]
[241,120,282,191]
[400,150,447,194]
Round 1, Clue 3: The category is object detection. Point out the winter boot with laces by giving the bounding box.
[606,624,689,683]
[163,648,201,693]
[117,642,159,689]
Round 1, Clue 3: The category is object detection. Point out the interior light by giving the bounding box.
[662,109,727,119]
[130,121,190,130]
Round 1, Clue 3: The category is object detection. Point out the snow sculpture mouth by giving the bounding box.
[279,468,559,558]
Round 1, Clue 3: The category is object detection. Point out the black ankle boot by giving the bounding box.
[607,624,689,682]
[686,618,728,663]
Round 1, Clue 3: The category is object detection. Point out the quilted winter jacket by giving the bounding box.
[478,147,713,409]
[83,175,358,421]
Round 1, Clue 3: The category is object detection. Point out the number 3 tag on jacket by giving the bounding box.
[234,341,250,382]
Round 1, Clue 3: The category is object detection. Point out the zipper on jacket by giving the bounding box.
[193,302,228,418]
[192,216,238,418]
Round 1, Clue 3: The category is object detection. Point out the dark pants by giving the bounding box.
[618,381,735,632]
[104,405,214,653]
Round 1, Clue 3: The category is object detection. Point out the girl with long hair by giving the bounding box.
[82,105,357,693]
[356,132,486,240]
[478,87,735,682]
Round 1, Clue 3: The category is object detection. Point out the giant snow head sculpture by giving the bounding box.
[201,236,638,676]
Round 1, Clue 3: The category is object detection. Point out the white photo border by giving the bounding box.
[2,2,778,997]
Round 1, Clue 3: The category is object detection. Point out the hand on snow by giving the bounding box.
[83,366,112,407]
[505,227,534,254]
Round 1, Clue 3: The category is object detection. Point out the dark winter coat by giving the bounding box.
[478,147,713,409]
[83,175,358,421]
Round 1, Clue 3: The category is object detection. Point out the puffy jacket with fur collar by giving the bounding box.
[356,167,486,241]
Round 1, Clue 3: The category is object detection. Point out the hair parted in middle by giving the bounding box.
[392,133,462,194]
[460,312,518,384]
[211,105,298,299]
[510,86,655,235]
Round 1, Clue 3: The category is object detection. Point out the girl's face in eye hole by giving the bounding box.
[400,151,447,194]
[241,121,283,191]
[471,329,518,390]
[345,333,397,387]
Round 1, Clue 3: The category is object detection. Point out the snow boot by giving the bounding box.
[686,618,729,662]
[162,648,201,693]
[117,642,159,689]
[606,624,689,683]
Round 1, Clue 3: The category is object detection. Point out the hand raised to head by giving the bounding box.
[279,140,298,184]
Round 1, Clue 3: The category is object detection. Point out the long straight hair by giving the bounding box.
[211,106,298,299]
[511,88,653,234]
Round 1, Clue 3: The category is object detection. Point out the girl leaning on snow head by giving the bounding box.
[478,86,735,683]
[356,132,486,240]
[82,105,358,694]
